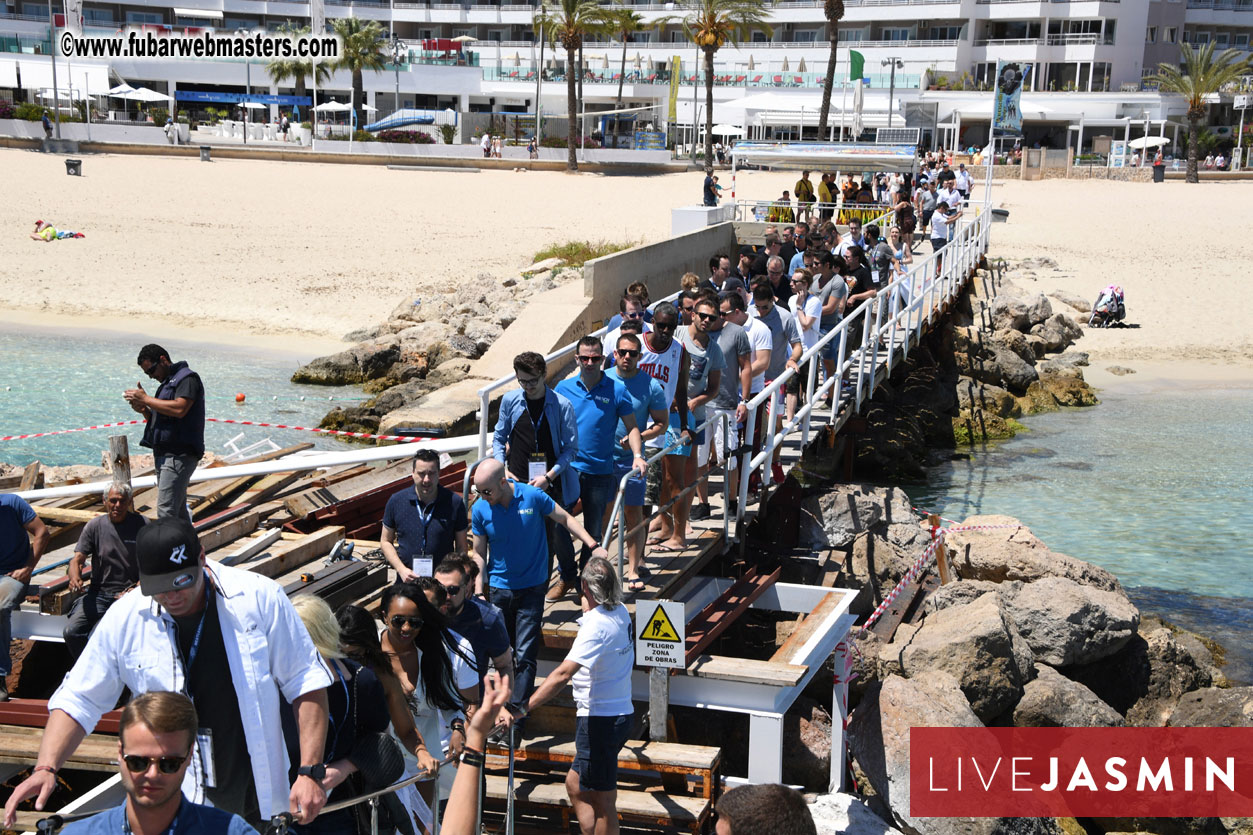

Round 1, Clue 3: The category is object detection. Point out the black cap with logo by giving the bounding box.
[136,517,202,596]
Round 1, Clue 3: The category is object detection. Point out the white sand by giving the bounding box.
[3,149,1251,372]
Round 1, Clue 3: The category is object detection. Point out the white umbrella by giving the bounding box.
[363,103,378,112]
[240,101,266,110]
[747,55,755,71]
[633,53,642,70]
[1128,135,1169,150]
[106,83,135,96]
[38,88,88,101]
[781,57,790,72]
[510,52,521,67]
[123,86,171,103]
[314,101,350,112]
[797,58,807,73]
[452,35,476,43]
[712,123,744,136]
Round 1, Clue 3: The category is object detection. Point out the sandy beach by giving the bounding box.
[3,148,1252,371]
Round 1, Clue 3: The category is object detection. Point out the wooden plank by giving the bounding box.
[235,470,304,506]
[241,527,344,579]
[497,734,720,773]
[29,506,99,524]
[19,462,42,491]
[198,512,261,554]
[684,655,807,687]
[483,775,707,823]
[771,590,841,664]
[218,529,282,566]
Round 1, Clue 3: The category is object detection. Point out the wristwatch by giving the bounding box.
[297,763,327,781]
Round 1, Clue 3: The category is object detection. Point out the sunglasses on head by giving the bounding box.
[123,753,189,774]
[389,615,423,630]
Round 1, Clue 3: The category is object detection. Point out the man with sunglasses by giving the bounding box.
[433,555,514,696]
[59,691,257,834]
[491,351,580,600]
[600,293,651,356]
[5,517,332,830]
[555,337,645,590]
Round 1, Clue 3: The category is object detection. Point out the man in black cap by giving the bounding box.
[4,517,333,830]
[123,345,206,523]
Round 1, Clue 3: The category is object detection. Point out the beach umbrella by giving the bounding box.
[452,35,476,43]
[712,124,743,136]
[106,83,135,96]
[601,54,610,69]
[1128,135,1169,150]
[747,55,755,71]
[781,57,789,72]
[363,103,378,112]
[633,53,642,70]
[314,100,350,113]
[798,57,806,73]
[240,101,266,109]
[510,52,521,66]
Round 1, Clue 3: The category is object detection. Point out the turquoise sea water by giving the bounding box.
[0,326,359,467]
[908,383,1253,685]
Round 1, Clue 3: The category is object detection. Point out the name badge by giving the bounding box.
[529,454,547,482]
[414,555,434,577]
[197,728,216,788]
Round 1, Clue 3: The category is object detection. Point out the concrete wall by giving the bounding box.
[0,119,168,144]
[581,222,740,326]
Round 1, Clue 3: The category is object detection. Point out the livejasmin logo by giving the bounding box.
[910,727,1253,818]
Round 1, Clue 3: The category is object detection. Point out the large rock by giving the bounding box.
[798,484,929,553]
[1000,576,1139,666]
[1031,313,1085,354]
[849,673,1065,835]
[924,579,1006,614]
[990,328,1035,365]
[899,592,1035,721]
[1047,289,1091,313]
[955,377,1021,418]
[807,792,905,835]
[1013,664,1124,727]
[291,337,401,385]
[953,327,1039,394]
[988,295,1031,332]
[943,516,1123,592]
[783,697,834,790]
[395,322,454,354]
[460,319,505,354]
[1037,370,1099,408]
[1024,293,1054,328]
[1167,687,1253,728]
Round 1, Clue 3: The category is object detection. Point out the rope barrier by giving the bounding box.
[0,418,434,445]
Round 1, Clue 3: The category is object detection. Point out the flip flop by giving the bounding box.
[650,542,685,553]
[645,535,666,547]
[626,576,645,592]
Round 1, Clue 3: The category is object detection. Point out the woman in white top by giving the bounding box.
[788,269,822,351]
[502,558,634,835]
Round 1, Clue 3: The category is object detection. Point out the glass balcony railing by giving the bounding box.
[482,65,920,88]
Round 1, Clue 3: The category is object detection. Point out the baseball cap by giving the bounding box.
[137,517,202,595]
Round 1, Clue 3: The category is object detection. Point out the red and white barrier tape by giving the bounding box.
[1,417,433,445]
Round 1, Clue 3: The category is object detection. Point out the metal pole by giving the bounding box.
[536,5,544,141]
[883,57,899,128]
[506,725,517,835]
[394,36,401,112]
[244,57,250,145]
[47,0,60,139]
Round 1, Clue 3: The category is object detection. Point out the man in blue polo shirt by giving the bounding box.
[433,555,514,697]
[381,449,469,582]
[605,332,668,593]
[0,493,49,701]
[470,459,607,710]
[553,336,646,600]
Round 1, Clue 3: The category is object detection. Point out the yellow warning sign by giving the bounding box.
[642,605,681,643]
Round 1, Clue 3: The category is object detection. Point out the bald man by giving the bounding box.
[469,460,607,710]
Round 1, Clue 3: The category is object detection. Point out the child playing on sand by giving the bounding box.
[30,220,85,242]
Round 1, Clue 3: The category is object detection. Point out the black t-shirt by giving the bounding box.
[175,588,258,823]
[507,395,557,494]
[282,659,389,782]
[778,242,798,268]
[703,176,716,206]
[847,264,874,299]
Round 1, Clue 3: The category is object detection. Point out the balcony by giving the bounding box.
[482,64,921,89]
[974,37,1044,45]
[1046,32,1103,45]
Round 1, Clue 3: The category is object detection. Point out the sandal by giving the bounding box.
[626,576,646,592]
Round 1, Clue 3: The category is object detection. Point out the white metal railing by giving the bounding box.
[732,203,992,531]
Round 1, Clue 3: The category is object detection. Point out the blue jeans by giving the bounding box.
[63,590,121,660]
[154,451,198,522]
[0,574,26,676]
[488,582,545,707]
[546,507,578,585]
[576,471,617,567]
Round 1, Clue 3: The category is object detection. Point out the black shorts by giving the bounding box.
[572,714,632,791]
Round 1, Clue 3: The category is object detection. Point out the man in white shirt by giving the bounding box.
[954,163,972,199]
[719,292,771,511]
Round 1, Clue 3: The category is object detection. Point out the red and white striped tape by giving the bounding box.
[1,417,433,445]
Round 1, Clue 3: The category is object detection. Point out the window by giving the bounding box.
[883,27,911,42]
[1165,27,1177,43]
[670,30,686,42]
[1237,33,1250,46]
[929,25,962,41]
[1104,20,1116,44]
[792,30,818,43]
[1181,29,1191,42]
[487,30,504,42]
[751,31,768,43]
[838,29,866,42]
[83,7,111,23]
[126,11,163,24]
[1147,26,1157,43]
[1195,31,1211,43]
[1216,32,1229,46]
[21,2,49,18]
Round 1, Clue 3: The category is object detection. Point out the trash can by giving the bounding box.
[1152,164,1165,183]
[65,158,82,176]
[991,208,1010,223]
[199,145,212,162]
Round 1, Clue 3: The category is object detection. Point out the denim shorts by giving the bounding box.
[572,714,632,792]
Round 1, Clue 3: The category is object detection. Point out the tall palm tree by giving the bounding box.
[816,0,844,137]
[266,25,331,117]
[538,0,610,171]
[1153,42,1249,183]
[680,0,772,169]
[608,6,647,147]
[332,17,388,133]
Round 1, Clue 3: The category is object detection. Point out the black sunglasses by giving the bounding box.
[696,311,719,321]
[617,349,640,358]
[577,354,604,364]
[653,322,677,332]
[389,615,424,630]
[442,584,461,597]
[123,752,189,774]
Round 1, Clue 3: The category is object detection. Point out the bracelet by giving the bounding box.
[460,747,486,768]
[450,719,466,734]
[33,765,57,776]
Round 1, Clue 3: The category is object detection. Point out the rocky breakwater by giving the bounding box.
[796,483,1247,835]
[289,259,579,437]
[847,259,1101,481]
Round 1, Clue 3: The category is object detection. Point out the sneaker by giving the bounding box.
[690,503,712,521]
[545,580,570,601]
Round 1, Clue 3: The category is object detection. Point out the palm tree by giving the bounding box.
[266,25,331,118]
[608,6,647,147]
[680,0,772,170]
[816,0,844,137]
[332,17,388,133]
[538,0,611,171]
[1152,42,1249,183]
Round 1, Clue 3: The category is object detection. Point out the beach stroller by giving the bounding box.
[1089,284,1126,328]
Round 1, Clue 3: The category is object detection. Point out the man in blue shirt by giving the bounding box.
[605,332,668,592]
[0,493,49,701]
[433,555,514,696]
[470,459,606,710]
[381,449,469,582]
[554,337,645,598]
[491,351,580,599]
[61,690,257,834]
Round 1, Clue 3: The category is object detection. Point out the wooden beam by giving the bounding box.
[198,512,261,554]
[30,506,99,524]
[243,527,344,579]
[107,435,131,496]
[19,462,42,491]
[684,566,780,667]
[771,590,842,664]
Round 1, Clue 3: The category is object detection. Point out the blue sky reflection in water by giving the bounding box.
[0,327,360,467]
[908,383,1253,684]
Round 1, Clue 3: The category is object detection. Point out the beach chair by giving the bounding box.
[794,75,803,86]
[750,74,762,85]
[772,74,783,86]
[735,75,746,83]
